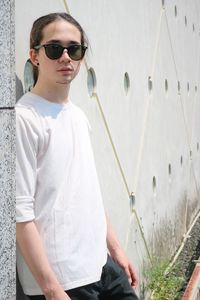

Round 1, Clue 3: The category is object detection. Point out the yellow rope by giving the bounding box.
[62,0,70,14]
[93,93,131,195]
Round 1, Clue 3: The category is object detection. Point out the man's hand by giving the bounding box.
[105,214,138,288]
[111,248,138,288]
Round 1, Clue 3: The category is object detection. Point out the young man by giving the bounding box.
[16,13,139,300]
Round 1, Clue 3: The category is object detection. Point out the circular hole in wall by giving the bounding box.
[87,68,96,97]
[165,79,168,93]
[24,59,34,92]
[190,150,192,159]
[195,85,197,93]
[197,142,199,151]
[168,164,172,183]
[193,24,195,32]
[178,81,181,93]
[129,193,135,211]
[180,155,183,166]
[148,76,153,93]
[174,5,177,17]
[162,0,165,7]
[152,176,157,193]
[187,82,190,93]
[168,164,172,175]
[185,16,187,26]
[124,72,130,95]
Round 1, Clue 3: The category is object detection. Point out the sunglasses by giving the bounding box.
[34,43,87,61]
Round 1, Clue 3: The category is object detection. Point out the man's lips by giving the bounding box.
[57,67,73,72]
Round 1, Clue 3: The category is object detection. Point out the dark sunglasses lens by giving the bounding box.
[45,44,63,59]
[68,45,86,60]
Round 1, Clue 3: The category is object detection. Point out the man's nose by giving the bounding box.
[59,49,71,61]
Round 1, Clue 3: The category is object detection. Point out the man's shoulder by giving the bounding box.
[15,93,42,128]
[15,92,37,114]
[70,102,88,120]
[16,91,35,106]
[70,102,92,130]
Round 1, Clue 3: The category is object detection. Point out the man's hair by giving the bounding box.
[30,12,88,85]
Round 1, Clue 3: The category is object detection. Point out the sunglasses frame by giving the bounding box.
[34,43,87,61]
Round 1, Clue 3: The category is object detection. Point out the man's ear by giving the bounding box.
[29,49,39,67]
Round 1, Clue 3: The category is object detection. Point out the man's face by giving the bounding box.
[32,20,83,86]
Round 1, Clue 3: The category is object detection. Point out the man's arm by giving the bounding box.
[16,221,71,300]
[106,215,138,287]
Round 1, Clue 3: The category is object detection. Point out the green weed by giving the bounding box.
[144,259,184,300]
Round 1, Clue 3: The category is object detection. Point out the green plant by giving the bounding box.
[144,259,184,300]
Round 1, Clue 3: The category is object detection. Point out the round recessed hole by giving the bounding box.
[195,85,197,93]
[168,164,172,175]
[24,59,34,92]
[174,5,177,17]
[193,24,195,32]
[124,72,130,95]
[152,176,157,193]
[185,16,187,26]
[197,142,199,151]
[148,76,153,93]
[87,67,96,97]
[129,193,135,211]
[162,0,165,7]
[187,82,190,93]
[190,150,192,159]
[165,79,168,93]
[178,81,181,93]
[180,155,183,166]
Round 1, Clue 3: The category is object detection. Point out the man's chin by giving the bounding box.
[56,79,72,85]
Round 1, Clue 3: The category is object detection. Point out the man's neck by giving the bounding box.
[31,81,70,104]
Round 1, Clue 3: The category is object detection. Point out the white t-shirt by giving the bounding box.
[16,92,107,296]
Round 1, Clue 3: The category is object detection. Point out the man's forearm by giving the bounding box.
[16,221,69,299]
[105,214,138,287]
[106,214,122,255]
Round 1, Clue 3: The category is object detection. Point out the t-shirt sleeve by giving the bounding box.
[16,110,38,222]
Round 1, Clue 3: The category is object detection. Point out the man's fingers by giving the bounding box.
[123,265,131,283]
[129,264,138,287]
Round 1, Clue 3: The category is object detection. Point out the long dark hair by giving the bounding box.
[30,12,88,85]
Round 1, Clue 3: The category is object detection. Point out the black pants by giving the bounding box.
[27,255,139,300]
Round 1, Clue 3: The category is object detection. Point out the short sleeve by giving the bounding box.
[16,109,38,222]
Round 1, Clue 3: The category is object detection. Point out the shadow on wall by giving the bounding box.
[16,73,24,101]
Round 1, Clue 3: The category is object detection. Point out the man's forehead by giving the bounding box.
[42,20,81,43]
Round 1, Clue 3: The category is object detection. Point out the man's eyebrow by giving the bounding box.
[45,39,81,45]
[45,39,60,44]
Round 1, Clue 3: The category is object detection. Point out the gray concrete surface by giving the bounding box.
[0,0,15,299]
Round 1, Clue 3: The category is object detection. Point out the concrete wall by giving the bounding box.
[15,0,200,298]
[0,0,15,299]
